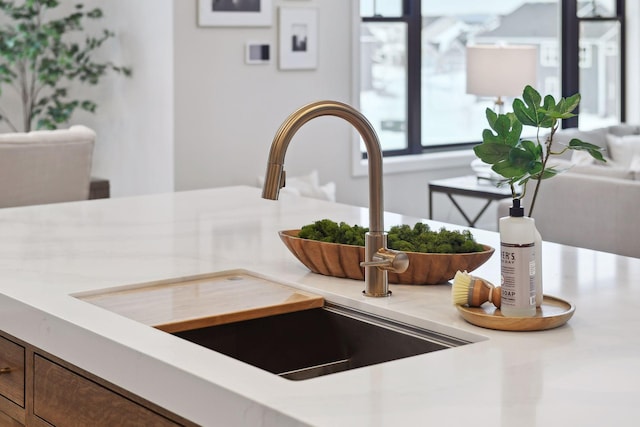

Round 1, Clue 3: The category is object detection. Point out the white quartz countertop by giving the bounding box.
[1,186,639,426]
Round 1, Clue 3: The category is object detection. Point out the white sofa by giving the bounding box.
[497,124,640,259]
[0,126,95,208]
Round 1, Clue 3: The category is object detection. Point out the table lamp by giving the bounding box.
[466,45,538,114]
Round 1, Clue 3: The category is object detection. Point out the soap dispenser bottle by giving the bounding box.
[499,198,536,317]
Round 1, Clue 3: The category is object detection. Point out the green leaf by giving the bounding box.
[485,108,498,130]
[513,98,537,127]
[514,85,557,128]
[473,142,512,164]
[528,161,544,177]
[506,120,523,146]
[537,167,560,180]
[520,139,540,158]
[568,138,606,162]
[508,146,536,169]
[568,138,602,151]
[492,159,527,180]
[482,112,522,147]
[522,85,542,106]
[481,128,503,144]
[493,114,511,136]
[81,100,96,112]
[543,94,556,110]
[563,93,580,114]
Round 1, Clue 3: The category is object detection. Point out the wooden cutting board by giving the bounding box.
[75,270,324,333]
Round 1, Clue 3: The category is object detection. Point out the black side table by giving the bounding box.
[428,175,514,227]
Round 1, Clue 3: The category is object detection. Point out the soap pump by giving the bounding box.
[499,198,536,317]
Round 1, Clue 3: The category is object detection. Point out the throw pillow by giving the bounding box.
[607,124,640,136]
[551,127,609,160]
[568,163,634,180]
[257,169,336,201]
[570,149,597,165]
[606,134,640,169]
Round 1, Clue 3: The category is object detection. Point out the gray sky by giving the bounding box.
[362,1,557,17]
[425,0,556,15]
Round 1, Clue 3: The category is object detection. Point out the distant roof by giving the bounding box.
[476,2,614,40]
[477,3,557,39]
[424,14,495,26]
[422,16,465,40]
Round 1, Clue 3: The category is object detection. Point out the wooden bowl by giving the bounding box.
[278,230,495,285]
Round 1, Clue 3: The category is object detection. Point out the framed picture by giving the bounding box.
[198,0,273,27]
[278,8,318,70]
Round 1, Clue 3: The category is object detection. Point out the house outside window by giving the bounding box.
[359,0,625,155]
[540,43,560,68]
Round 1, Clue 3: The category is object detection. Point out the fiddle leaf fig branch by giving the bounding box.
[473,85,605,216]
[0,0,131,132]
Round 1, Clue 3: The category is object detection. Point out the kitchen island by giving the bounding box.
[0,185,638,426]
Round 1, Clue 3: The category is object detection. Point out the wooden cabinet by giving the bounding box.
[0,336,25,407]
[0,410,23,427]
[0,335,25,425]
[33,355,179,426]
[0,330,196,426]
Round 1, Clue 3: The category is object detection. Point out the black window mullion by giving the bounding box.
[561,0,579,129]
[406,0,421,155]
[618,0,626,122]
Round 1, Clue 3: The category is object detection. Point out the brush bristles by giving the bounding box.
[452,270,498,307]
[452,270,473,305]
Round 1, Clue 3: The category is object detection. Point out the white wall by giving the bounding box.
[173,1,363,201]
[78,0,175,197]
[172,0,471,221]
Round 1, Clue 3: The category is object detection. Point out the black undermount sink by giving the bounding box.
[173,303,471,381]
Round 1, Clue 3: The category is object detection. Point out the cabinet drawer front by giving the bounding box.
[33,355,179,426]
[0,336,25,407]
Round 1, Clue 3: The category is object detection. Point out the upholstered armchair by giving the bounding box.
[0,125,95,208]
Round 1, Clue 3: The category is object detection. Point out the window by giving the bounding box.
[572,1,625,129]
[359,1,412,154]
[359,0,626,155]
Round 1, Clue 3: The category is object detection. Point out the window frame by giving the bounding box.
[360,0,627,154]
[561,0,625,128]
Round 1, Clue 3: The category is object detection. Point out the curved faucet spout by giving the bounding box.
[262,100,383,233]
[262,100,408,297]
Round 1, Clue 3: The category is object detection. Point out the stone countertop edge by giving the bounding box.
[0,185,638,427]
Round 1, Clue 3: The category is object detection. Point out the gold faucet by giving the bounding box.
[262,100,409,297]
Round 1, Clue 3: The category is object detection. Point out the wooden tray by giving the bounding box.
[74,270,324,333]
[456,295,575,331]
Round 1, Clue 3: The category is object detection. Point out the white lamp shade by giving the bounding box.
[466,45,538,97]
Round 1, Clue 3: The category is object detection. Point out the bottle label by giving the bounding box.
[501,242,536,309]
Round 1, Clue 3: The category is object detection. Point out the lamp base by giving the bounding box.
[494,96,505,114]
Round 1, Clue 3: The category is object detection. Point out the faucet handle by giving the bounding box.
[360,248,409,273]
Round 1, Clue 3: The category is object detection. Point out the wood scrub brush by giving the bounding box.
[451,270,501,307]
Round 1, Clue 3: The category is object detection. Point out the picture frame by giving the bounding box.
[198,0,273,27]
[278,8,318,70]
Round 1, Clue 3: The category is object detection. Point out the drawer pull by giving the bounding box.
[0,367,12,374]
